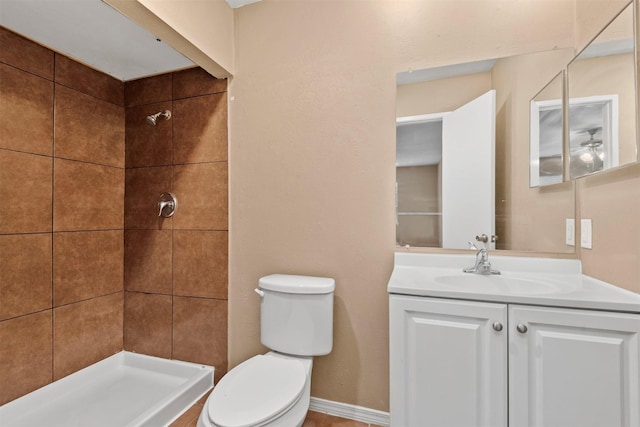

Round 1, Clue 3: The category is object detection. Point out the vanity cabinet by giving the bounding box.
[389,295,640,427]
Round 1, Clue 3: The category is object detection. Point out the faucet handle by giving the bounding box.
[474,234,499,247]
[158,192,177,217]
[475,234,489,243]
[467,241,478,250]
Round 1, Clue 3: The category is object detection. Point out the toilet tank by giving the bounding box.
[258,274,334,356]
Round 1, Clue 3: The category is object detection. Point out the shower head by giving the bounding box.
[146,110,172,126]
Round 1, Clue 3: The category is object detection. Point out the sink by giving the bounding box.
[388,253,640,312]
[434,274,566,295]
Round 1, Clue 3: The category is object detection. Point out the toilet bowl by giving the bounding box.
[197,352,312,427]
[197,274,334,427]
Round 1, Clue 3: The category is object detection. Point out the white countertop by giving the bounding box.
[388,252,640,313]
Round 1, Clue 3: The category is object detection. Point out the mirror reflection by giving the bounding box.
[396,63,499,250]
[530,71,564,187]
[396,90,496,250]
[397,49,576,253]
[568,1,637,179]
[396,115,444,248]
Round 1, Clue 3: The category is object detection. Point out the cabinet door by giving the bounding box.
[390,295,507,427]
[509,305,640,427]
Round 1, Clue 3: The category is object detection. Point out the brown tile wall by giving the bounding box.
[123,68,228,383]
[0,27,124,405]
[0,27,227,405]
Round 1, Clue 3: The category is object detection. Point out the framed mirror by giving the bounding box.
[530,71,565,187]
[567,1,637,179]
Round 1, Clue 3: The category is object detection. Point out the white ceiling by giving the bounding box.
[0,0,195,81]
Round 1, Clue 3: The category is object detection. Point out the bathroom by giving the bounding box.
[1,0,639,426]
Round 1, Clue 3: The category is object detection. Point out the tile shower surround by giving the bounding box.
[0,27,228,405]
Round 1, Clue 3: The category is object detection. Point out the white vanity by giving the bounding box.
[388,252,640,427]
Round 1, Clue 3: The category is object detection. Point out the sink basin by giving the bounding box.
[434,274,566,295]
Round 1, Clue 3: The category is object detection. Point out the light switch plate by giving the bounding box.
[565,218,575,246]
[581,219,592,249]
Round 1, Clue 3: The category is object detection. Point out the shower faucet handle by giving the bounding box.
[158,201,171,216]
[158,193,177,217]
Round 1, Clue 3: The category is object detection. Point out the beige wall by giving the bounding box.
[114,0,639,413]
[396,72,492,117]
[230,0,575,411]
[578,164,640,292]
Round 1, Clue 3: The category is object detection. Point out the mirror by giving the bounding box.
[396,114,444,248]
[397,50,576,253]
[397,1,637,253]
[530,71,564,187]
[396,90,496,250]
[568,1,637,179]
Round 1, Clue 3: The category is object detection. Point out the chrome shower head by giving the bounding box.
[146,110,171,126]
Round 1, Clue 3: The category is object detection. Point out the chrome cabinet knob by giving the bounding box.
[516,323,528,334]
[492,322,503,332]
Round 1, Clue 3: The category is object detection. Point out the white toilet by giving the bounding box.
[197,274,335,427]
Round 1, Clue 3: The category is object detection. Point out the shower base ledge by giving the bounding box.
[0,351,214,427]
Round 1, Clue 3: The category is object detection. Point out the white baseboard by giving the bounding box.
[309,397,390,426]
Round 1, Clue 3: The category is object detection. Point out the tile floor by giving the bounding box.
[302,411,381,426]
[170,403,381,427]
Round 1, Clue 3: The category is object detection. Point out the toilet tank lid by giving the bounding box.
[259,274,335,294]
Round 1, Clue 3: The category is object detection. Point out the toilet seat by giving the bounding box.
[207,354,307,427]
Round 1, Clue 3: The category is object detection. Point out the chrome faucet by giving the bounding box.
[463,234,500,275]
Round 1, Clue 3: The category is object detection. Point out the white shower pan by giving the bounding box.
[0,351,214,427]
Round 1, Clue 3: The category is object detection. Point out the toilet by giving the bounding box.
[197,274,335,427]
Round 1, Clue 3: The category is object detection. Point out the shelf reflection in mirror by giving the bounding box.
[568,1,637,179]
